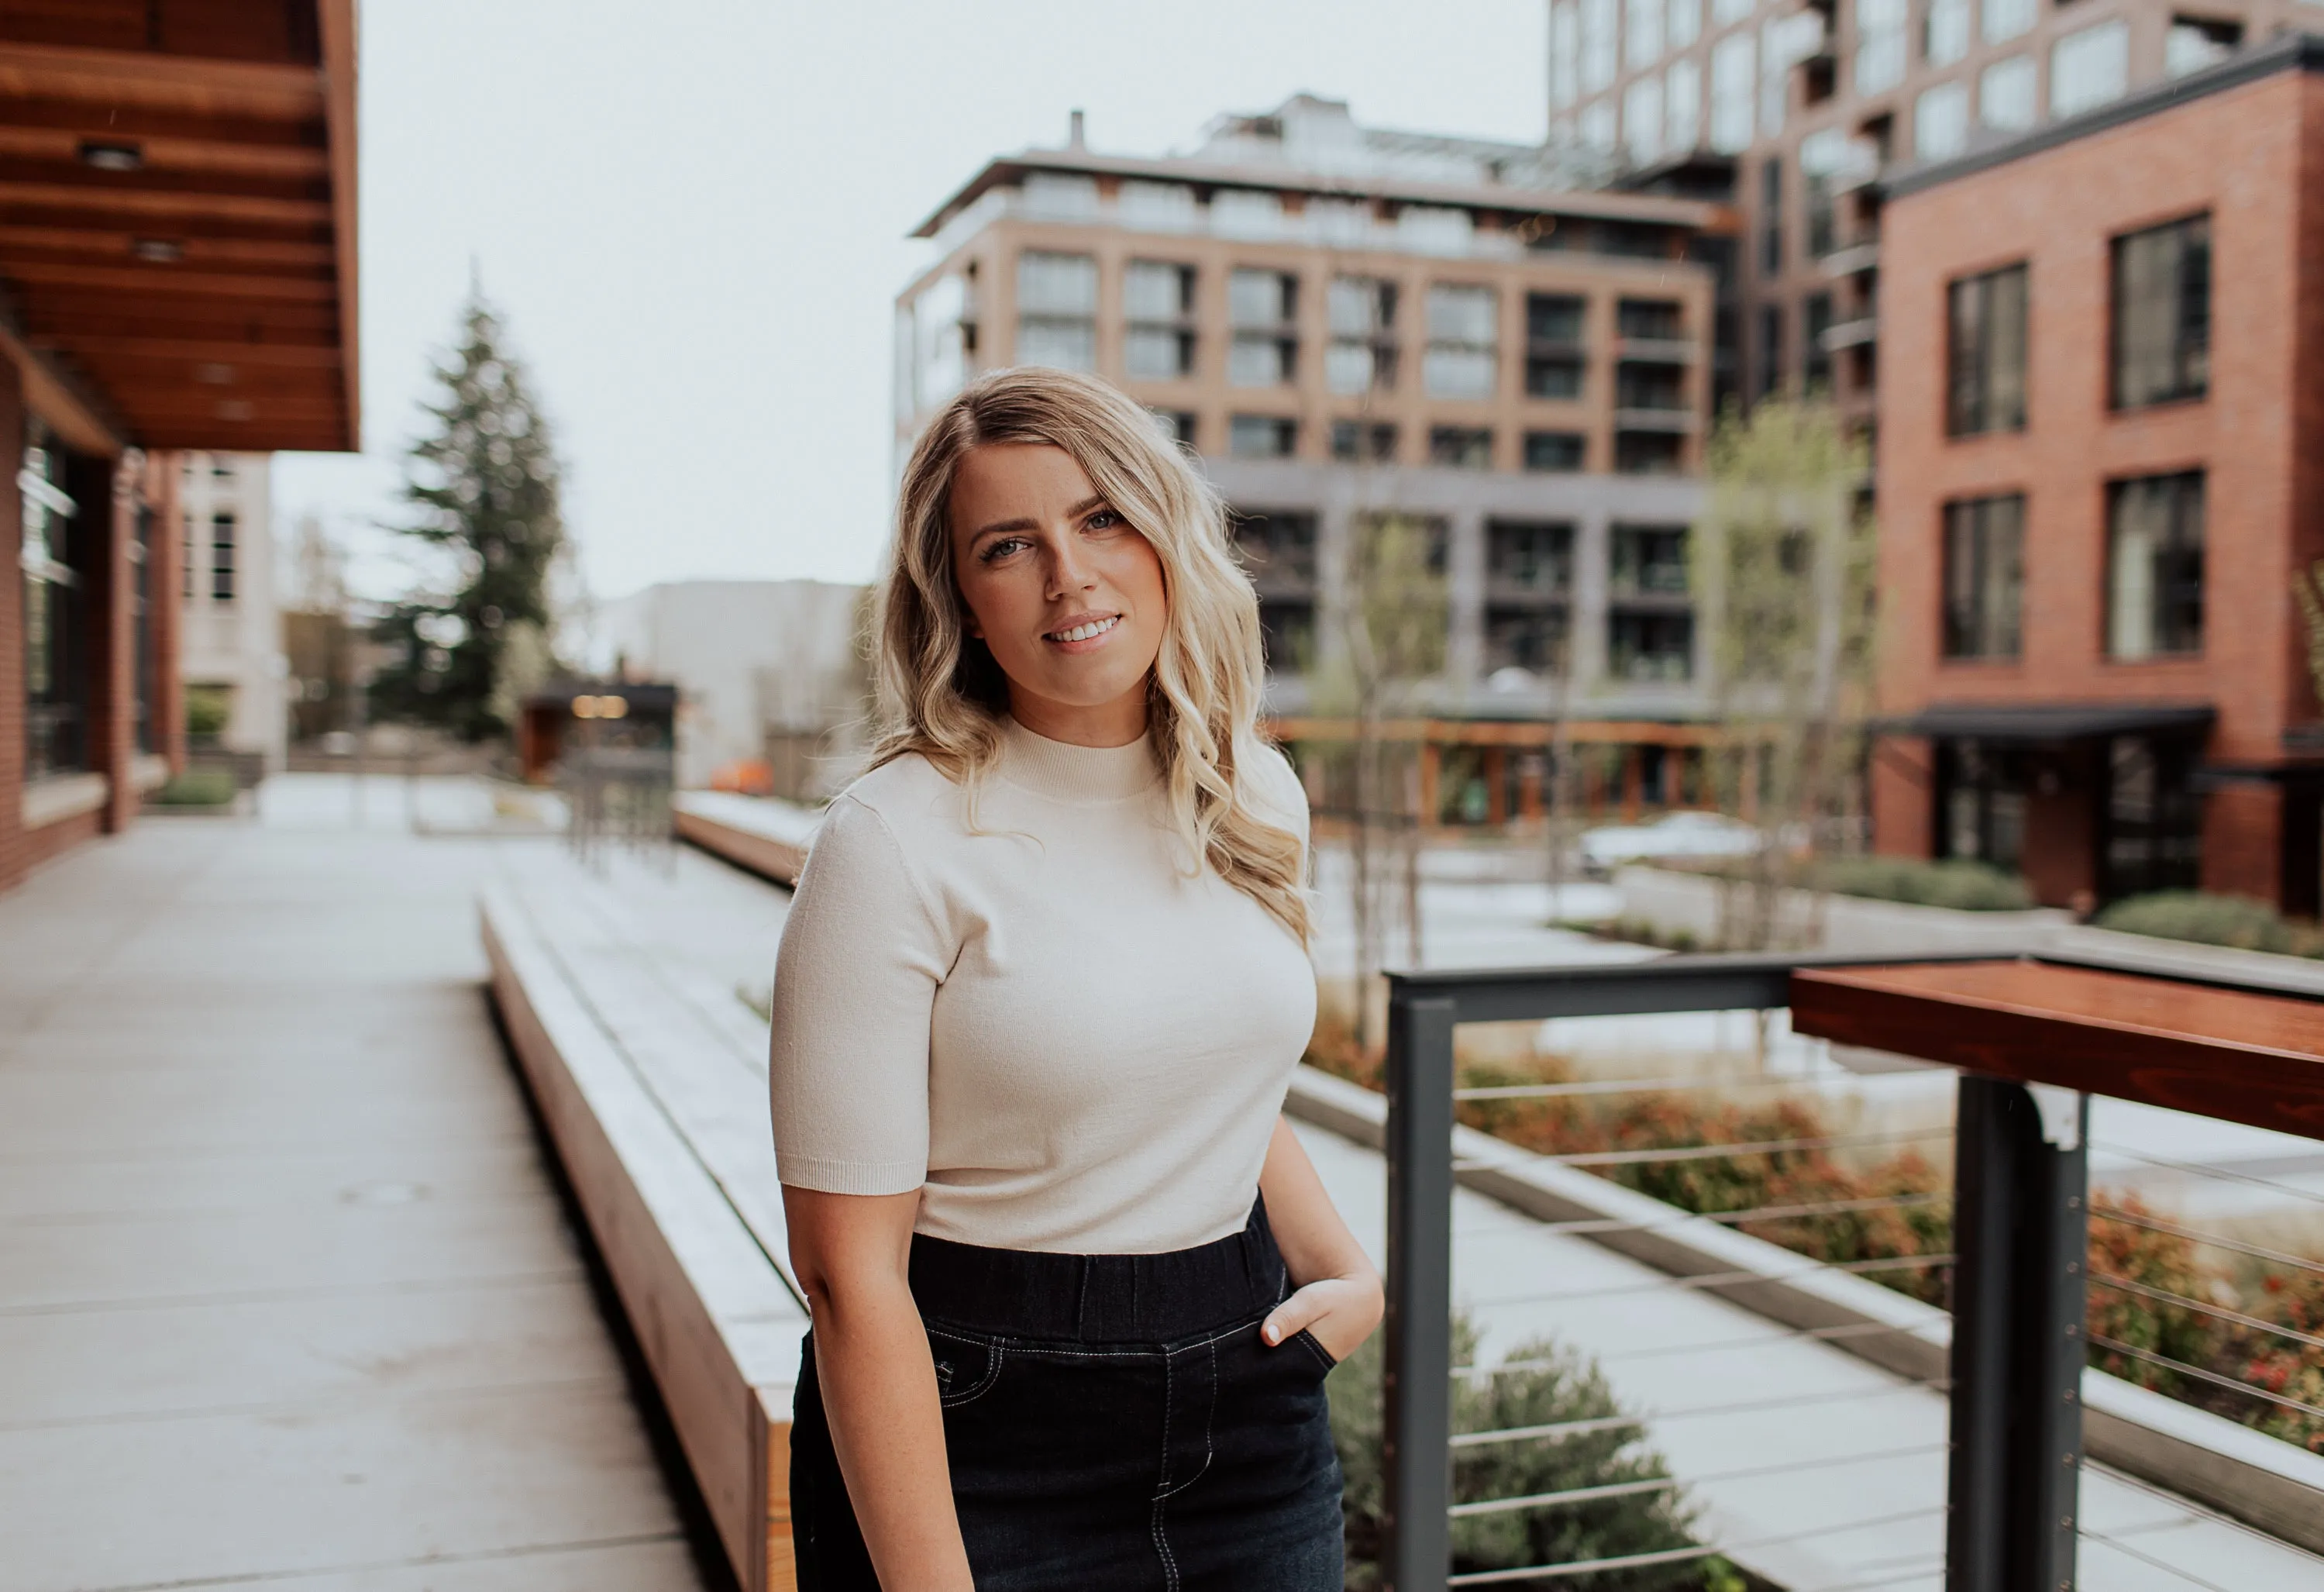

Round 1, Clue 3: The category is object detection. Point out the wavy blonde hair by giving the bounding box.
[872,366,1307,944]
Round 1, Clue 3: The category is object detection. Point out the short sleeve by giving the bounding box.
[767,794,949,1195]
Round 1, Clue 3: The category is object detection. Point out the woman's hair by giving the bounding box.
[872,365,1308,943]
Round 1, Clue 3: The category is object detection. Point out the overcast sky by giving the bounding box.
[272,0,1549,608]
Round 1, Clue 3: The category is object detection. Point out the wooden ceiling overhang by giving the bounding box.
[1790,960,2324,1142]
[0,1,357,456]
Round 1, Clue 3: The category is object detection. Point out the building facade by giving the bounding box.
[177,452,287,773]
[897,97,1732,825]
[0,2,358,891]
[1870,38,2324,910]
[1552,0,2315,415]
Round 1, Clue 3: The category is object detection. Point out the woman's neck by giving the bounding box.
[1005,681,1148,749]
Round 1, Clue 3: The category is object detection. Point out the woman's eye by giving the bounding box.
[1086,510,1124,532]
[980,536,1030,563]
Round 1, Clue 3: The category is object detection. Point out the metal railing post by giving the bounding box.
[1947,1076,2089,1592]
[1383,987,1457,1592]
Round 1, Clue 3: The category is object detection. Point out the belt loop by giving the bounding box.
[1073,1253,1091,1339]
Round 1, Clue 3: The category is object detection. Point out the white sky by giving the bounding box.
[272,0,1549,608]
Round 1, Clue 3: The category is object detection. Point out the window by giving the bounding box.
[1667,57,1703,149]
[1710,33,1756,152]
[1228,415,1297,459]
[1803,291,1833,390]
[2166,16,2239,77]
[1759,154,1783,277]
[1855,0,1908,95]
[1799,128,1847,257]
[1428,426,1494,469]
[1938,740,2027,869]
[1487,609,1573,675]
[1616,362,1687,410]
[1761,15,1793,133]
[1613,525,1692,595]
[1712,0,1751,22]
[2052,21,2129,119]
[1627,0,1665,67]
[1524,431,1589,471]
[1231,509,1319,592]
[1916,81,1971,160]
[1626,74,1667,164]
[1979,55,2037,129]
[1610,612,1696,680]
[1327,276,1398,395]
[1227,268,1298,387]
[1619,298,1685,341]
[1488,519,1575,595]
[1582,100,1619,152]
[1947,264,2027,436]
[1926,0,1971,65]
[1942,494,2024,658]
[1552,1,1582,106]
[1148,409,1196,447]
[2104,736,2202,899]
[1981,0,2035,44]
[1668,0,1703,50]
[1400,205,1474,255]
[2112,213,2209,408]
[1021,172,1098,220]
[1616,432,1686,474]
[211,512,236,602]
[1124,260,1196,381]
[1525,294,1587,400]
[1331,421,1398,461]
[1211,189,1284,239]
[1016,251,1097,370]
[1121,181,1197,231]
[1582,0,1619,89]
[2107,473,2204,659]
[21,427,88,777]
[1424,284,1499,399]
[1758,302,1785,398]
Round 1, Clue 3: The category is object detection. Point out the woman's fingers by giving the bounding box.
[1261,1280,1332,1346]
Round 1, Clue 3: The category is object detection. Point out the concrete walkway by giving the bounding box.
[0,784,708,1592]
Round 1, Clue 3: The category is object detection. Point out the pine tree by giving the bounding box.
[369,292,566,739]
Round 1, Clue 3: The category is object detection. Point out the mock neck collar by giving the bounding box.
[997,715,1162,802]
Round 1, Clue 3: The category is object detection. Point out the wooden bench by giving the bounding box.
[483,876,809,1591]
[674,791,820,887]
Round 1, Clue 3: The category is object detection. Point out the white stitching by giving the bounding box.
[927,1328,1006,1408]
[1150,1349,1180,1590]
[1157,1333,1218,1501]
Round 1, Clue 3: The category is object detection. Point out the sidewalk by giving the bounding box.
[0,783,709,1592]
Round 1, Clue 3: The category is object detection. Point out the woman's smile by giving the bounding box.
[1044,612,1121,650]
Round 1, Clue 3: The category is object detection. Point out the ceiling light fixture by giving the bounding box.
[130,237,183,263]
[78,140,143,172]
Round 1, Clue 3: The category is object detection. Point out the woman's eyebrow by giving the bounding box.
[968,495,1108,543]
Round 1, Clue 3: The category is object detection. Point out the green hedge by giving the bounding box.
[1817,856,2034,911]
[2095,891,2320,956]
[152,767,236,807]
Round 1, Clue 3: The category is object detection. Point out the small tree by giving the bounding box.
[1695,399,1878,951]
[1308,512,1447,1048]
[369,292,569,740]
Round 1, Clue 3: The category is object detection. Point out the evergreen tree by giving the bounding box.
[369,293,566,739]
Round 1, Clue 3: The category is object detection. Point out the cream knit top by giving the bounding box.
[767,717,1316,1254]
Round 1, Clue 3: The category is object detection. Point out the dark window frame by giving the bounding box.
[2104,470,2205,660]
[1947,261,2029,436]
[1940,493,2025,660]
[2109,212,2209,411]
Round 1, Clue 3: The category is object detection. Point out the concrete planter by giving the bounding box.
[1615,865,2073,955]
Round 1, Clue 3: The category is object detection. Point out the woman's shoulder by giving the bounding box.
[1238,737,1309,833]
[822,750,968,847]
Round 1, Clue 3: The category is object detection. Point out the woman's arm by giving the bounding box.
[784,1187,975,1591]
[1257,1116,1385,1362]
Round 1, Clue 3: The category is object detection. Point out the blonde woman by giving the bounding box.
[770,366,1381,1590]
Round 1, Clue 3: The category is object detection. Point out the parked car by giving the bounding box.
[1577,810,1762,877]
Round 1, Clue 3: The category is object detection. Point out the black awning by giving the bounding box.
[1877,702,2216,742]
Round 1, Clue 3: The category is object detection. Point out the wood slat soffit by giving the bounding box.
[0,0,357,453]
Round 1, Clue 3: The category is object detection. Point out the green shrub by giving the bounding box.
[1817,856,2034,911]
[2094,891,2314,956]
[1332,1315,1740,1590]
[152,767,236,807]
[184,686,232,739]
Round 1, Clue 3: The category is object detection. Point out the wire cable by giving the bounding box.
[2088,1269,2324,1353]
[1450,1442,1948,1519]
[1458,1315,1946,1379]
[1455,1071,1895,1102]
[2090,1203,2324,1279]
[2088,1140,2324,1211]
[1520,1190,1947,1244]
[1451,1378,1948,1450]
[1444,1505,1948,1587]
[2075,1527,2236,1592]
[1489,1250,1954,1309]
[2086,1332,2324,1423]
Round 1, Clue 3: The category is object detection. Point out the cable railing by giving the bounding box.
[1372,946,2324,1590]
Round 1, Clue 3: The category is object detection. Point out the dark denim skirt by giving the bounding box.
[789,1197,1345,1590]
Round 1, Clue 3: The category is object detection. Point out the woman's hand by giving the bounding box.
[1262,1268,1384,1363]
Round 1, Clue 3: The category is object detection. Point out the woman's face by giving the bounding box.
[948,442,1167,746]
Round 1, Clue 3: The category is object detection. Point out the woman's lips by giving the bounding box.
[1044,613,1121,652]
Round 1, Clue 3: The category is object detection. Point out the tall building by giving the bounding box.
[0,3,359,889]
[178,452,287,774]
[897,96,1734,825]
[1551,0,2304,415]
[1869,36,2324,911]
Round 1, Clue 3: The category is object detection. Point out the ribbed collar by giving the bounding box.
[997,715,1162,802]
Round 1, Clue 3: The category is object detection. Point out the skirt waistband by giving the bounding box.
[907,1196,1290,1345]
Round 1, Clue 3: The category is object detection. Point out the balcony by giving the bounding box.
[1611,405,1700,432]
[1614,336,1697,364]
[1821,315,1878,353]
[1819,241,1882,278]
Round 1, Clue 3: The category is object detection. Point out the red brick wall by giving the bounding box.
[23,807,102,874]
[1871,736,1933,860]
[1875,67,2324,905]
[149,452,187,774]
[88,455,137,833]
[0,351,25,893]
[2204,781,2284,900]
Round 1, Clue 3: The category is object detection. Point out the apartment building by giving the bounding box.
[178,453,287,774]
[1552,0,2315,415]
[897,96,1730,825]
[1870,36,2324,911]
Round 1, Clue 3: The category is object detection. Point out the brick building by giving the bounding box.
[898,96,1739,827]
[1870,36,2324,910]
[0,2,360,891]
